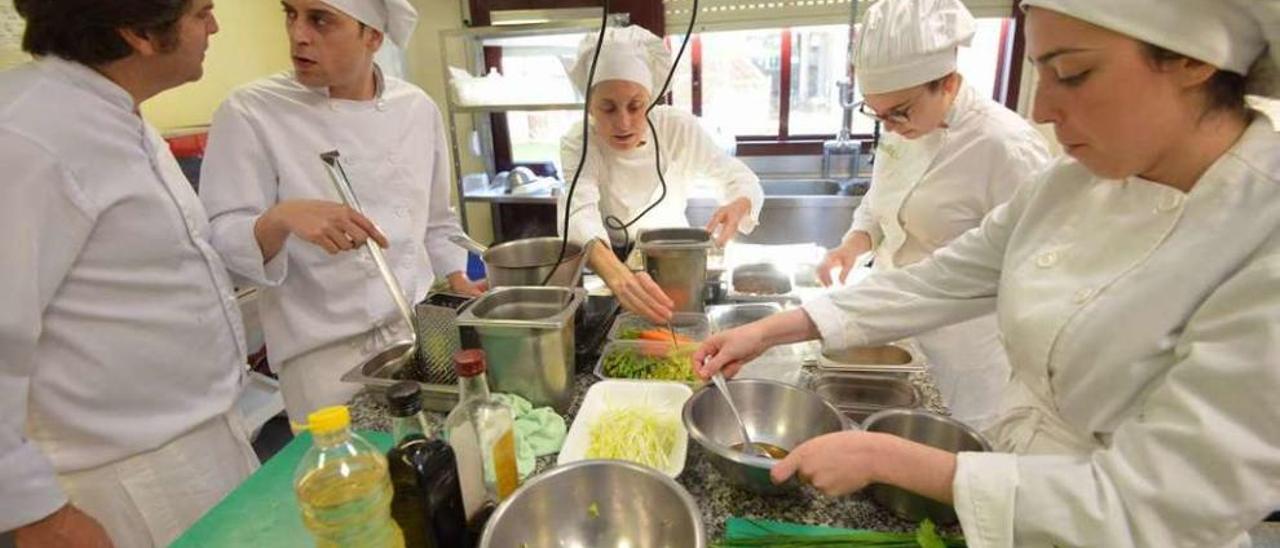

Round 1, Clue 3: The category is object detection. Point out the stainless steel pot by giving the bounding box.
[450,234,594,288]
[861,409,992,524]
[454,286,585,412]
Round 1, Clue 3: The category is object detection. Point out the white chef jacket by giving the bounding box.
[804,113,1280,547]
[0,57,247,531]
[559,105,764,247]
[848,83,1051,428]
[200,69,467,366]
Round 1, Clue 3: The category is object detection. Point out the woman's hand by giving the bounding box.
[605,268,675,324]
[772,431,959,503]
[693,308,822,379]
[691,323,771,379]
[446,272,485,297]
[817,231,872,286]
[704,197,753,247]
[770,431,879,496]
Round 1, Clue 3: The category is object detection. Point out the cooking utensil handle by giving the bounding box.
[448,233,489,255]
[319,151,418,337]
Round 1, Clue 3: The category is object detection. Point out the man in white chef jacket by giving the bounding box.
[200,0,482,423]
[0,1,259,546]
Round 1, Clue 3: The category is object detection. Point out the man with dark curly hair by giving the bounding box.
[1,1,258,546]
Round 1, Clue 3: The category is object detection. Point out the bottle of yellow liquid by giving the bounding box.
[294,405,404,548]
[443,350,520,522]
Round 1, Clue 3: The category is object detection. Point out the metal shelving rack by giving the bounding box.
[437,15,629,232]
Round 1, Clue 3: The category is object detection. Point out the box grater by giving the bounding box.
[410,292,475,386]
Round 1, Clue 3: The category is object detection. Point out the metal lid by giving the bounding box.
[454,349,488,377]
[386,381,423,417]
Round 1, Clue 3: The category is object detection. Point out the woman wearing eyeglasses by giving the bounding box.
[815,0,1052,429]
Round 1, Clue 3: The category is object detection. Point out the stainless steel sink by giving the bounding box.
[687,178,867,249]
[762,179,866,197]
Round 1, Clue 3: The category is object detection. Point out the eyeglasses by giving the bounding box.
[854,89,927,125]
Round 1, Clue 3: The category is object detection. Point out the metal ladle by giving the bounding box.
[710,372,768,458]
[319,151,418,365]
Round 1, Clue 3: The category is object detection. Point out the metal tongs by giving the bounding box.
[319,151,418,365]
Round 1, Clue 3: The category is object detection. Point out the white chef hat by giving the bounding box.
[323,0,418,49]
[568,25,673,96]
[853,0,976,95]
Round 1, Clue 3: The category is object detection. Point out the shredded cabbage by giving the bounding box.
[586,405,678,470]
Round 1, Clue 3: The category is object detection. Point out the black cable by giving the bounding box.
[602,0,699,254]
[543,0,611,285]
[543,0,700,284]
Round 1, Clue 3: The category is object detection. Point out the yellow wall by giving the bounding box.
[141,1,290,131]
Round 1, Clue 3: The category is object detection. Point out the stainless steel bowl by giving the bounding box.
[682,379,851,495]
[809,372,922,423]
[861,409,992,524]
[479,460,706,548]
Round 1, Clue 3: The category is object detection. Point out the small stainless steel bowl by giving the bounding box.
[682,379,851,495]
[479,460,705,548]
[861,409,992,524]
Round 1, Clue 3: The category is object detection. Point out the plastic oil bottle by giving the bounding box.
[294,405,404,548]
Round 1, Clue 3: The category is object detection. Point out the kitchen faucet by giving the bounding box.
[820,0,874,185]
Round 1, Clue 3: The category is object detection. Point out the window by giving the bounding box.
[666,18,1011,149]
[486,33,587,168]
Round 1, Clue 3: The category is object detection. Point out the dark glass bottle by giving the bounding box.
[386,381,469,548]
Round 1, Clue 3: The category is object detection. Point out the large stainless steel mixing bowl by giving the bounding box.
[479,460,705,548]
[682,379,851,495]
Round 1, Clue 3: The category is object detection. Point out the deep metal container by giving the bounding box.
[861,409,992,524]
[455,286,585,413]
[636,227,713,312]
[339,342,460,412]
[706,302,782,332]
[810,372,922,423]
[480,460,706,548]
[682,379,852,495]
[817,342,928,374]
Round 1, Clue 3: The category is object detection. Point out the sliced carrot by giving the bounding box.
[635,329,693,344]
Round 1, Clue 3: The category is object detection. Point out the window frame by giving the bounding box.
[471,1,1025,162]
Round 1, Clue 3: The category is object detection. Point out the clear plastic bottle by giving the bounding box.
[294,405,404,548]
[442,349,520,521]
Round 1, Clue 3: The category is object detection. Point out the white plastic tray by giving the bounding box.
[557,380,692,478]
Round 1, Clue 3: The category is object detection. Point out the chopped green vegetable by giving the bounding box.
[617,327,645,340]
[915,519,945,548]
[586,406,679,470]
[588,502,600,519]
[602,345,699,383]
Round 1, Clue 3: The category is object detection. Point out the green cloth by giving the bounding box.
[171,431,393,548]
[491,393,566,478]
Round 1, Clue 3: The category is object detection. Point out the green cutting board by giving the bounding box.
[171,430,393,548]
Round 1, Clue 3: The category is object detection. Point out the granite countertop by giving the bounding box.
[349,365,951,539]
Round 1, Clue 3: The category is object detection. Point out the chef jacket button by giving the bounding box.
[1073,287,1095,304]
[1035,251,1059,268]
[375,99,388,111]
[1157,193,1185,213]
